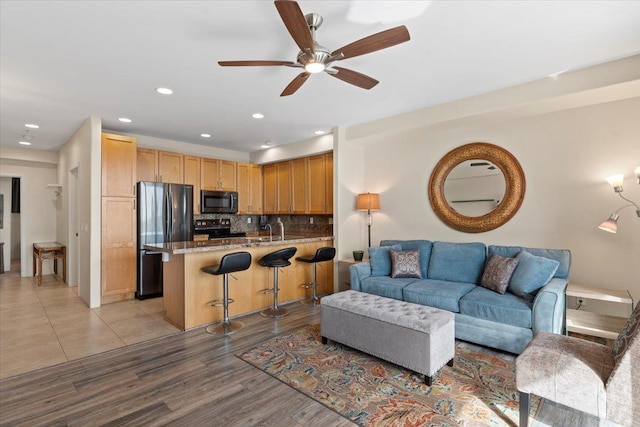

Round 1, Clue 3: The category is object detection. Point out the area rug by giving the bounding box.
[237,324,538,427]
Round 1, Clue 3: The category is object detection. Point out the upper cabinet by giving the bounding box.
[201,158,236,191]
[102,133,137,197]
[308,153,333,214]
[136,148,183,184]
[237,163,262,214]
[183,156,201,214]
[262,152,333,215]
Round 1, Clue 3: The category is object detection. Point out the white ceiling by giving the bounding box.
[1,1,639,153]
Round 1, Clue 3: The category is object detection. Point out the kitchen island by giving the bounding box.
[145,235,334,330]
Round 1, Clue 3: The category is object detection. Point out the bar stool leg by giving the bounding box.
[260,267,289,318]
[206,273,244,335]
[300,263,322,306]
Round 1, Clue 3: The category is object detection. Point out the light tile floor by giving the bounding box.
[0,261,180,380]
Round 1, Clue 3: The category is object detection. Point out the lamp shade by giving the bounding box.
[357,193,381,211]
[634,166,640,184]
[598,213,619,233]
[606,174,624,192]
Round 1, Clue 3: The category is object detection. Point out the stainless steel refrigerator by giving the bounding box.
[137,181,193,299]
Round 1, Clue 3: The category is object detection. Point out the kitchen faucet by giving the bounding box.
[263,223,272,241]
[276,218,284,240]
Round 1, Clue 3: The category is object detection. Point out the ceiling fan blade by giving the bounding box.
[281,72,310,96]
[331,26,410,60]
[274,0,315,53]
[218,60,295,67]
[330,67,379,90]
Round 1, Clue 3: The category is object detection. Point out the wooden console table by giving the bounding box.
[33,242,66,286]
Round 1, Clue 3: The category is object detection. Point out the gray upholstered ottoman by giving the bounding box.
[321,290,455,385]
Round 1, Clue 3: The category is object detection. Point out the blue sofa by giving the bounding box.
[349,240,571,354]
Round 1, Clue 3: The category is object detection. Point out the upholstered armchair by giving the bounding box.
[516,303,639,426]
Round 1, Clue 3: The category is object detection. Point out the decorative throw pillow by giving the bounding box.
[368,245,402,276]
[480,254,519,294]
[508,250,560,301]
[612,303,640,366]
[390,249,422,279]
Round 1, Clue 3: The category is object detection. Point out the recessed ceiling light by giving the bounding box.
[19,141,32,145]
[252,113,264,119]
[156,87,173,95]
[25,123,39,129]
[201,133,211,138]
[261,142,272,148]
[314,130,326,135]
[118,117,132,123]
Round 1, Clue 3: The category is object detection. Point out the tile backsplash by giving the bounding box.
[194,214,333,235]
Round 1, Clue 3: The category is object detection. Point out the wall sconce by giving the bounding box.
[357,192,381,247]
[598,167,640,233]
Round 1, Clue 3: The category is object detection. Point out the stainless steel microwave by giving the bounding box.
[200,190,238,214]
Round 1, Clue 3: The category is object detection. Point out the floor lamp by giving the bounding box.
[357,193,381,247]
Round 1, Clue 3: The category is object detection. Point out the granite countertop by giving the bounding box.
[144,234,334,255]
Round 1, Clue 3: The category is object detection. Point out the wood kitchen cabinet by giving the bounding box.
[201,158,236,191]
[276,161,292,213]
[102,133,136,197]
[101,197,136,300]
[262,163,277,214]
[308,152,333,214]
[290,158,308,214]
[237,162,262,214]
[136,148,184,183]
[101,132,137,303]
[183,155,201,214]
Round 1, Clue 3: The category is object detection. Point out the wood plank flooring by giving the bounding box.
[0,301,615,426]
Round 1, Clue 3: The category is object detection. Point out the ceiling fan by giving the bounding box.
[218,0,411,96]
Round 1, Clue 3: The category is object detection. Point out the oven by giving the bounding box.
[193,218,246,239]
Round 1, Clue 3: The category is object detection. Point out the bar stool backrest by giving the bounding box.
[215,251,252,275]
[258,247,297,267]
[312,247,336,263]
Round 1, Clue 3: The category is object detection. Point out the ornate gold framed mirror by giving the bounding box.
[428,142,525,233]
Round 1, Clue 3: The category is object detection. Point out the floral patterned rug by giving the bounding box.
[237,325,538,427]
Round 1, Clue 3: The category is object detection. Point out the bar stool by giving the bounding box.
[201,251,252,335]
[258,247,297,318]
[297,246,336,305]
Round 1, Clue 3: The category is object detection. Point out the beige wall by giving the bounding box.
[0,149,58,277]
[57,117,102,307]
[337,97,640,314]
[0,177,12,270]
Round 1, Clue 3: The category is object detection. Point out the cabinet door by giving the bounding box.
[101,197,136,295]
[219,160,237,191]
[184,156,201,214]
[276,161,292,214]
[308,154,327,214]
[249,164,263,214]
[158,151,183,183]
[136,148,158,183]
[200,158,220,190]
[326,152,333,212]
[291,158,308,214]
[262,163,277,214]
[102,133,136,197]
[237,162,250,214]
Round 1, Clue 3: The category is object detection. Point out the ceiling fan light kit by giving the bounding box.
[218,0,411,96]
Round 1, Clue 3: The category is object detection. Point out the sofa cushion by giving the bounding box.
[488,245,571,279]
[390,249,422,279]
[480,253,519,294]
[368,245,401,276]
[459,286,532,329]
[509,250,560,302]
[403,279,477,313]
[381,240,432,279]
[360,276,419,300]
[428,241,486,284]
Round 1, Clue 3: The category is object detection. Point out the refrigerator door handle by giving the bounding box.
[165,192,171,240]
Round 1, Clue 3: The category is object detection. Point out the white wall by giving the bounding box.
[57,117,101,307]
[250,134,333,164]
[0,178,12,271]
[0,148,58,276]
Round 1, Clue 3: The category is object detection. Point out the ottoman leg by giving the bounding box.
[424,375,432,386]
[447,358,454,367]
[321,336,328,345]
[519,391,530,427]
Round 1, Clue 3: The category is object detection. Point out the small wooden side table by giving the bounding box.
[33,242,66,286]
